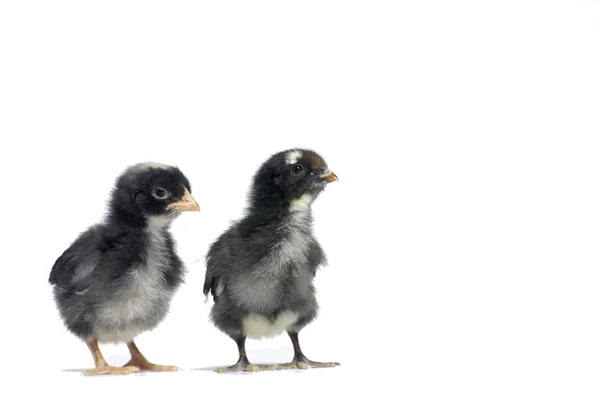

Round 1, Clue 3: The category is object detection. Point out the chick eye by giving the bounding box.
[152,187,169,199]
[291,164,304,176]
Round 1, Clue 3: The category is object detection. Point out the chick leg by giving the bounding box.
[214,337,276,373]
[82,338,140,376]
[275,332,340,370]
[123,340,180,372]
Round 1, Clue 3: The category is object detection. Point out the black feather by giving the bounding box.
[49,162,196,344]
[203,148,336,342]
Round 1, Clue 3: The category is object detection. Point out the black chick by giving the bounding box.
[49,162,200,376]
[203,148,340,372]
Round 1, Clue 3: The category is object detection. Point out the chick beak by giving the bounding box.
[323,171,339,183]
[167,187,200,212]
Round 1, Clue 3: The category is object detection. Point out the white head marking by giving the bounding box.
[286,150,303,165]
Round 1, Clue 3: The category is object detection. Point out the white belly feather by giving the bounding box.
[242,311,299,339]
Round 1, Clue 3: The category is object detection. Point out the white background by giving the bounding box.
[1,1,600,397]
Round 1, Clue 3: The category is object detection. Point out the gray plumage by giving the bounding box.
[49,162,199,349]
[203,148,340,371]
[51,221,181,344]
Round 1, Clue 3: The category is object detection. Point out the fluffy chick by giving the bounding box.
[49,162,200,376]
[203,148,339,372]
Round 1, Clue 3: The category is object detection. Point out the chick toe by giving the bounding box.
[214,362,277,373]
[275,359,340,370]
[82,365,140,376]
[124,341,180,372]
[124,360,180,372]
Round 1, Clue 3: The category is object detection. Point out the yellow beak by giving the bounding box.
[167,187,200,212]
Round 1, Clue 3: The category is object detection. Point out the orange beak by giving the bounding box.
[323,171,339,183]
[167,187,200,212]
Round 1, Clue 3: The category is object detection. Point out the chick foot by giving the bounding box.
[83,365,140,376]
[275,355,340,370]
[214,360,276,373]
[125,340,180,372]
[214,336,277,373]
[124,358,180,372]
[278,331,340,370]
[83,338,140,376]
